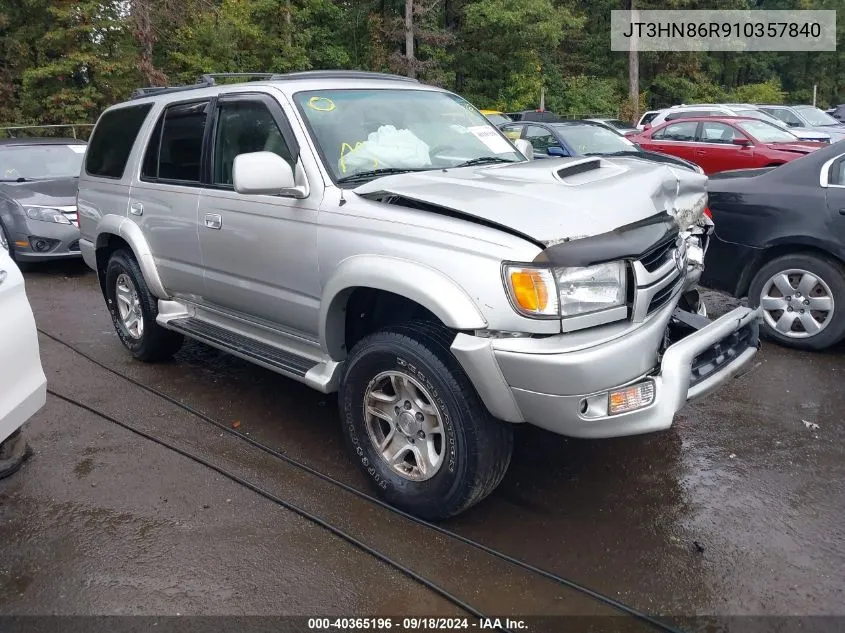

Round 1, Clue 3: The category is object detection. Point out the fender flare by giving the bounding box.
[320,255,487,359]
[95,215,169,299]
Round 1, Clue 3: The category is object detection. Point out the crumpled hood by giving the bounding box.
[354,157,707,245]
[0,178,78,207]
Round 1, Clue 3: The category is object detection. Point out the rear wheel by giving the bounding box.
[339,321,513,520]
[749,253,845,350]
[105,250,183,361]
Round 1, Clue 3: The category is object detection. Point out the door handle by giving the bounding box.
[204,213,222,230]
[129,202,143,216]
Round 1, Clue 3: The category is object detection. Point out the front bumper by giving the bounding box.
[11,220,81,262]
[451,301,761,438]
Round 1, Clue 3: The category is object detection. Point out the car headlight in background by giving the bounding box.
[504,261,626,319]
[555,262,626,316]
[24,206,72,225]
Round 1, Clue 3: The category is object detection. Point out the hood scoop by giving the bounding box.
[555,157,602,180]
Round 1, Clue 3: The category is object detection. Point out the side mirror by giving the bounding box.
[514,138,534,160]
[731,138,751,147]
[233,151,305,197]
[547,146,568,157]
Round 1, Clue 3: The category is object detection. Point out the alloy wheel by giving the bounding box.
[760,268,834,339]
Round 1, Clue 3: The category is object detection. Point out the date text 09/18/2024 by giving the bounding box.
[307,618,528,630]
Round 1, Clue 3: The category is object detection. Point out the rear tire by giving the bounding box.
[339,321,513,520]
[104,249,183,361]
[749,253,845,350]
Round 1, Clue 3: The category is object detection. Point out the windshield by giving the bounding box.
[294,89,522,183]
[0,144,85,181]
[794,106,840,126]
[734,109,790,128]
[553,124,637,154]
[736,120,799,143]
[485,113,512,125]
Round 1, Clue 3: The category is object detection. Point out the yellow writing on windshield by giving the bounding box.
[308,96,336,112]
[339,141,379,174]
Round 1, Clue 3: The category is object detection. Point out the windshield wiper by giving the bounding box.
[453,156,516,168]
[336,167,427,185]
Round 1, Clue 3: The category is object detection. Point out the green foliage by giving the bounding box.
[0,0,841,126]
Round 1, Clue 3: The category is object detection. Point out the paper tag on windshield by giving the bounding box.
[468,126,514,154]
[67,145,86,153]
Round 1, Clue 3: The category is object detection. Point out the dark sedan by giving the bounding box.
[0,138,84,265]
[500,119,702,172]
[701,143,845,350]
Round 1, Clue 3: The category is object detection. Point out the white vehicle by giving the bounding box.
[635,110,660,130]
[0,242,45,473]
[646,104,830,143]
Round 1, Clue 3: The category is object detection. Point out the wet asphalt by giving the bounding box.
[0,260,842,622]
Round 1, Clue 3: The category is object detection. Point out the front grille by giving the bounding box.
[68,240,80,252]
[639,237,676,272]
[648,275,684,314]
[689,321,759,388]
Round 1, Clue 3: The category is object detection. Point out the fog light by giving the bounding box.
[608,380,655,415]
[28,237,57,253]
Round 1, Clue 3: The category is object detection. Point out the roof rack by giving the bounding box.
[129,70,418,100]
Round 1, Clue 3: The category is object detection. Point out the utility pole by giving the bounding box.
[813,84,817,107]
[405,0,415,78]
[628,0,639,121]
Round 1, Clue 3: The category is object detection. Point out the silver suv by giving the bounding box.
[78,71,761,519]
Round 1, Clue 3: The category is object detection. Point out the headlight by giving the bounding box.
[504,261,626,319]
[555,262,626,316]
[24,206,72,225]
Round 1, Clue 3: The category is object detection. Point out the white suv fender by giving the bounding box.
[320,255,487,359]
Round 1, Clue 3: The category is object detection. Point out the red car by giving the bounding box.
[630,116,822,174]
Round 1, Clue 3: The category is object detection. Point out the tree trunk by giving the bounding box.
[132,0,168,87]
[628,0,639,121]
[285,0,292,49]
[405,0,415,78]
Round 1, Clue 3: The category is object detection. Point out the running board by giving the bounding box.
[166,316,317,378]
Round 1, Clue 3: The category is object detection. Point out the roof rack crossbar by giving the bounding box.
[129,69,419,100]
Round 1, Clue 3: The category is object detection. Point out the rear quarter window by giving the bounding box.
[85,104,153,179]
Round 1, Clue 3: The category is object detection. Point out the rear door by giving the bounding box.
[130,100,208,297]
[0,249,45,442]
[693,121,758,173]
[823,153,845,250]
[644,121,701,163]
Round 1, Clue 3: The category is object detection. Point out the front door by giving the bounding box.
[197,93,321,339]
[693,121,758,174]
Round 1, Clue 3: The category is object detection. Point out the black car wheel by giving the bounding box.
[749,253,845,350]
[339,321,513,520]
[105,249,184,361]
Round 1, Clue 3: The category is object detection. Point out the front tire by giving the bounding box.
[105,250,183,361]
[339,321,513,520]
[749,253,845,350]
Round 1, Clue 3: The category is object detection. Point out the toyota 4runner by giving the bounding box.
[77,71,761,519]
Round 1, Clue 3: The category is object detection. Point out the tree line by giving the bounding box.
[0,0,842,132]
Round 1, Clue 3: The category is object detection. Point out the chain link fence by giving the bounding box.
[0,124,95,141]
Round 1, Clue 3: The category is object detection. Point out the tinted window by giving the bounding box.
[653,121,698,141]
[699,122,741,144]
[155,101,209,182]
[524,125,557,153]
[212,100,293,186]
[831,159,845,186]
[640,112,659,125]
[85,104,152,178]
